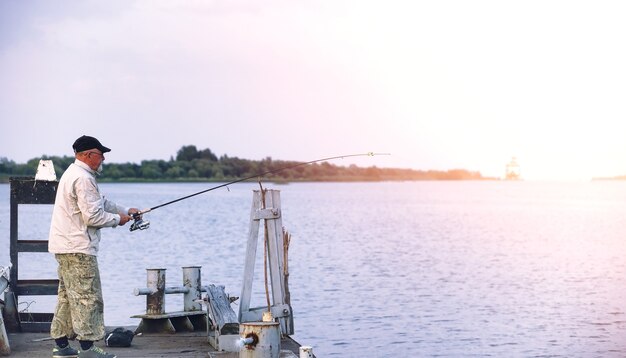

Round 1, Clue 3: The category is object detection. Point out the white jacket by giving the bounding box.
[48,160,128,256]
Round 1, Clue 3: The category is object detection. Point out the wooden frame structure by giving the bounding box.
[4,177,59,333]
[239,189,294,335]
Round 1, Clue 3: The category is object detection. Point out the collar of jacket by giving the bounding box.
[73,159,97,176]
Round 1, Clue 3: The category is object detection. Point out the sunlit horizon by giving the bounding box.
[1,1,625,183]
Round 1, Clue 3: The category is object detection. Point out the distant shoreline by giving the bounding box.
[0,145,497,183]
[0,175,500,184]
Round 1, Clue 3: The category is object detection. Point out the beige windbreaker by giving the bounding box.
[48,160,128,256]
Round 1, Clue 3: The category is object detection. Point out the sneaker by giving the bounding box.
[52,345,78,358]
[77,345,117,358]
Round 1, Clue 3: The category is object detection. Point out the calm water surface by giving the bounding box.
[1,181,625,357]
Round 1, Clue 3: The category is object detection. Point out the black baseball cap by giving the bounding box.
[72,135,111,153]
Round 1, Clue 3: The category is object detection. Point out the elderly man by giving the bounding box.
[48,135,140,358]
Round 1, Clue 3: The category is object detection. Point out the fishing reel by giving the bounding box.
[129,212,150,232]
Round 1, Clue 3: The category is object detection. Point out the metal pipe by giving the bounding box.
[239,337,255,346]
[182,266,202,312]
[133,287,157,296]
[134,266,207,314]
[164,287,189,294]
[135,286,192,295]
[239,321,280,358]
[146,268,166,315]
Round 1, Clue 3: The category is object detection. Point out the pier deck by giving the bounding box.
[4,328,305,358]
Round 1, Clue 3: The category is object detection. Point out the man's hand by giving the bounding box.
[119,208,141,226]
[119,213,132,226]
[128,208,142,218]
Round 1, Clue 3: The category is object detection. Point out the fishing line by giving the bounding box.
[130,152,390,231]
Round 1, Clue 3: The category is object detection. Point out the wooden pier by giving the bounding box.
[4,327,305,357]
[3,177,315,357]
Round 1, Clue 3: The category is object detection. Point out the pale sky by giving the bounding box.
[1,0,625,181]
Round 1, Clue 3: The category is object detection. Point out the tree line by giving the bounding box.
[0,145,493,182]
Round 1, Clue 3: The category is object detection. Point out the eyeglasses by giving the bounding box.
[86,151,105,159]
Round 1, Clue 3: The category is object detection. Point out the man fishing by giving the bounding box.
[48,135,141,358]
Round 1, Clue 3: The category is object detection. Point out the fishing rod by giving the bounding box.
[129,152,389,231]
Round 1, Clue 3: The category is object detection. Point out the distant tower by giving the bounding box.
[505,157,521,180]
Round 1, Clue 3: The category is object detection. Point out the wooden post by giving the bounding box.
[239,190,294,335]
[283,230,290,304]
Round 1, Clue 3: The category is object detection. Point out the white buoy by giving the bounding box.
[299,346,313,358]
[239,321,280,358]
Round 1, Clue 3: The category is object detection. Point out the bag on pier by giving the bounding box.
[105,327,135,347]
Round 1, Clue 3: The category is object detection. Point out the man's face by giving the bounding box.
[82,150,105,172]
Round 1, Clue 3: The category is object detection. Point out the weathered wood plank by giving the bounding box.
[206,285,238,335]
[239,191,262,320]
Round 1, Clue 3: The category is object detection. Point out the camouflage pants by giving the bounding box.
[50,253,105,341]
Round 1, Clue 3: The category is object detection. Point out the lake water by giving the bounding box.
[1,181,625,357]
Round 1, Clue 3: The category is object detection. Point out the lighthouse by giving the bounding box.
[505,157,521,180]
